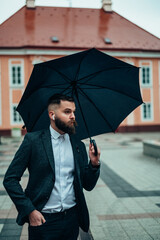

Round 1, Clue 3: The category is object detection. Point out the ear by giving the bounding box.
[49,111,55,121]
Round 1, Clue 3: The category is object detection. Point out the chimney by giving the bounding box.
[102,0,112,12]
[26,0,35,8]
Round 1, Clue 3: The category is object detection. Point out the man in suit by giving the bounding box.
[3,94,100,240]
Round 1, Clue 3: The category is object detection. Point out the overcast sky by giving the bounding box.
[0,0,160,38]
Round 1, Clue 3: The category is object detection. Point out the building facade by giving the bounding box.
[0,0,160,135]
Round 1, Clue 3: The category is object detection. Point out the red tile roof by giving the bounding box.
[0,6,160,51]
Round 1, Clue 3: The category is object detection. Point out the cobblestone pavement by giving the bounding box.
[0,132,160,240]
[84,132,160,240]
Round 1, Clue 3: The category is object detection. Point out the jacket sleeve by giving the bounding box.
[80,141,100,191]
[3,134,36,219]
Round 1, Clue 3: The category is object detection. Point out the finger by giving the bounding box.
[89,143,93,149]
[33,220,42,226]
[90,146,95,153]
[41,216,46,223]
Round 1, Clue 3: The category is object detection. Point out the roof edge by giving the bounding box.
[0,6,26,26]
[113,11,160,40]
[0,48,160,58]
[0,46,160,52]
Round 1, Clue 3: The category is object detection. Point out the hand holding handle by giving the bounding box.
[90,138,98,156]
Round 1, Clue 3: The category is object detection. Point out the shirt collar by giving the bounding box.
[50,125,68,140]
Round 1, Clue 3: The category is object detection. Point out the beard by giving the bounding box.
[55,117,77,135]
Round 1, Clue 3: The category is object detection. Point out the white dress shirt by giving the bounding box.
[42,126,76,213]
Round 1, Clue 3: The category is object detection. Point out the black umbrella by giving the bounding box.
[17,48,143,145]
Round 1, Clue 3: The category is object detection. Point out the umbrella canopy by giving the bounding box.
[17,48,143,140]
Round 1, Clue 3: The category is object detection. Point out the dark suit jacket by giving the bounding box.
[3,129,100,232]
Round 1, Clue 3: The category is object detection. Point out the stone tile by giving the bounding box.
[0,196,6,204]
[137,217,160,227]
[129,234,153,240]
[1,237,20,240]
[112,236,130,240]
[7,212,17,219]
[20,224,28,236]
[0,224,3,233]
[1,203,12,210]
[0,191,8,197]
[155,218,160,224]
[101,226,113,239]
[0,210,9,219]
[91,226,107,240]
[149,234,160,240]
[0,197,12,209]
[20,237,28,240]
[1,228,21,236]
[2,223,20,230]
[145,226,160,235]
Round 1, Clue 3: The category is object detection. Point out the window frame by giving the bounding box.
[140,61,152,87]
[11,104,23,125]
[159,61,160,118]
[141,102,153,122]
[0,59,2,126]
[9,59,24,88]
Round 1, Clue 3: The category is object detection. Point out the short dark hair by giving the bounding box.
[48,94,74,107]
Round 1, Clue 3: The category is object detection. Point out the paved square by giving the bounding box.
[0,132,160,239]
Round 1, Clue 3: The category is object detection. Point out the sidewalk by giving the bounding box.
[0,132,160,239]
[84,132,160,240]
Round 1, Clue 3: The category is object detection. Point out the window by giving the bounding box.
[142,103,152,120]
[9,59,24,87]
[11,65,22,85]
[11,105,23,124]
[141,66,151,86]
[0,88,1,126]
[0,60,1,125]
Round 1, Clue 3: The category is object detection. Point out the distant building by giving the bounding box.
[0,0,160,135]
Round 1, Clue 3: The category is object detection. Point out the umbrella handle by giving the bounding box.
[90,139,98,156]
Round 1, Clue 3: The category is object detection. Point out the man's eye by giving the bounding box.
[65,110,70,114]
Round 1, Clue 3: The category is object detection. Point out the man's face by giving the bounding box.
[53,100,77,134]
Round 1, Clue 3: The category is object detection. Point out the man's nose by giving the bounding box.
[70,112,75,119]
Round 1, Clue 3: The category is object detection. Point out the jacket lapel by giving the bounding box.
[70,135,81,182]
[41,129,55,176]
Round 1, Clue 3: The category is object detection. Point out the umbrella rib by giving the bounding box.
[79,83,142,103]
[20,83,69,103]
[44,87,69,89]
[41,83,69,87]
[39,84,69,90]
[74,88,91,139]
[74,49,93,81]
[44,66,72,83]
[77,66,135,84]
[19,85,70,105]
[40,85,70,90]
[59,85,73,95]
[77,87,115,132]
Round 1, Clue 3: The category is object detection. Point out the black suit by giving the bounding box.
[3,129,100,232]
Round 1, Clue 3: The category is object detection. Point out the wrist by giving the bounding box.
[91,160,100,167]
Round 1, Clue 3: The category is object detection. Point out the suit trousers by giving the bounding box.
[28,206,79,240]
